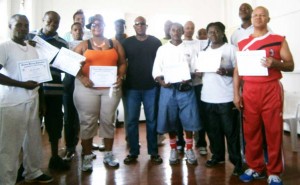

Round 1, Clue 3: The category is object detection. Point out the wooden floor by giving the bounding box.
[17,123,300,185]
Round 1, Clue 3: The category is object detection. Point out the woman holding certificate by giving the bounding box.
[73,14,126,171]
[200,22,243,175]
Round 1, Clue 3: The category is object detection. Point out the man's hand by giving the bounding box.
[233,94,243,111]
[22,80,39,89]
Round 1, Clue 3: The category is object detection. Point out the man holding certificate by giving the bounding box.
[153,23,201,165]
[234,6,294,185]
[73,14,126,171]
[28,11,70,171]
[0,14,53,184]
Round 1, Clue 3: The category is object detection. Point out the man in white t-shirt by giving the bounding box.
[230,3,254,47]
[0,14,53,184]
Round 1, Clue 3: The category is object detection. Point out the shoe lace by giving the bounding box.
[245,169,255,176]
[186,150,195,159]
[170,149,178,159]
[268,175,281,183]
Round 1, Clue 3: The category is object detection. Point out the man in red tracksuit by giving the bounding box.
[233,6,294,185]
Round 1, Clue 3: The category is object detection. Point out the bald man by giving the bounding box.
[234,6,294,185]
[0,14,53,184]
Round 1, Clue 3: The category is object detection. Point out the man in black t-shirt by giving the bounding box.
[122,16,163,164]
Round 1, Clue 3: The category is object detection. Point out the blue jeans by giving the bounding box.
[125,87,159,156]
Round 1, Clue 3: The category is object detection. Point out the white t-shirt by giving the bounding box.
[152,41,198,83]
[230,25,254,47]
[63,29,91,42]
[0,40,39,107]
[201,43,236,103]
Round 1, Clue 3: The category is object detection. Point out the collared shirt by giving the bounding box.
[230,25,254,47]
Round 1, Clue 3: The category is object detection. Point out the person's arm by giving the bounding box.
[262,39,294,72]
[113,40,127,88]
[74,41,94,88]
[233,66,243,111]
[0,65,39,89]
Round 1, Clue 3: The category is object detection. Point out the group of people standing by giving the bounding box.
[0,3,294,185]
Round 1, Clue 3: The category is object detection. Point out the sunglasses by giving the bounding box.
[134,22,146,26]
[91,23,104,28]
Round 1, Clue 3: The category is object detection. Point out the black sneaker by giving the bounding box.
[63,151,75,161]
[99,144,105,152]
[48,156,70,170]
[124,155,138,164]
[205,158,225,167]
[232,167,244,176]
[92,143,99,150]
[150,155,163,164]
[25,174,53,183]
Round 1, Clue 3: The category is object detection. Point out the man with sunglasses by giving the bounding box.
[122,16,163,164]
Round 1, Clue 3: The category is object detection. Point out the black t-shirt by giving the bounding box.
[122,35,162,90]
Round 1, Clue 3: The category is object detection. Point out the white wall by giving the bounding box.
[3,0,300,92]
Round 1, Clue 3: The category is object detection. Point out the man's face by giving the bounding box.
[42,13,60,35]
[115,22,125,35]
[74,14,85,28]
[198,29,207,40]
[71,24,83,40]
[251,7,270,29]
[9,16,29,41]
[184,22,195,38]
[170,24,183,42]
[133,17,147,36]
[239,3,252,20]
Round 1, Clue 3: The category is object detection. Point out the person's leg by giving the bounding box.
[261,82,284,176]
[0,105,27,185]
[44,95,69,170]
[73,79,100,171]
[202,102,225,164]
[124,89,142,157]
[63,90,79,159]
[142,87,159,156]
[220,102,242,175]
[23,97,44,180]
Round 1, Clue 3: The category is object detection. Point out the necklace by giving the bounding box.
[92,38,105,49]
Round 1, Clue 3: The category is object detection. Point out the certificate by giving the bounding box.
[89,66,117,87]
[18,59,52,83]
[163,62,191,83]
[196,50,222,72]
[52,47,86,76]
[32,35,59,63]
[236,50,268,76]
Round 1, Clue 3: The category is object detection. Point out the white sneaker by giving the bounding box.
[268,175,282,185]
[157,135,166,145]
[103,152,119,167]
[198,147,208,155]
[169,149,179,165]
[186,149,197,165]
[82,154,94,172]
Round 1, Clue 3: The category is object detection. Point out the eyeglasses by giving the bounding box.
[134,22,146,26]
[91,23,104,28]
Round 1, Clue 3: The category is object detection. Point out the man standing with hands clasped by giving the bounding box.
[234,6,294,185]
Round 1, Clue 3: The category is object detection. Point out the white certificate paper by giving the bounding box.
[52,47,86,76]
[18,59,52,83]
[89,66,117,87]
[236,50,268,76]
[196,50,222,72]
[163,62,191,83]
[32,36,59,63]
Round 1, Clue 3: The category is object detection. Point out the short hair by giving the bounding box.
[170,22,184,33]
[73,9,84,21]
[114,19,125,25]
[43,11,60,20]
[71,22,82,30]
[9,14,28,26]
